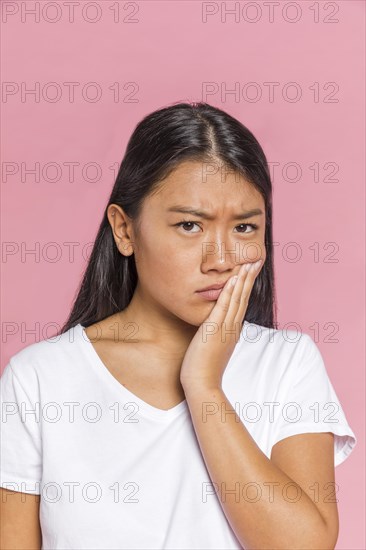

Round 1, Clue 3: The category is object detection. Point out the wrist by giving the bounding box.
[182,381,223,398]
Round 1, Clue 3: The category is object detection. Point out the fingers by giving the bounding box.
[217,263,250,340]
[231,260,262,326]
[227,263,251,324]
[208,260,263,327]
[205,272,238,324]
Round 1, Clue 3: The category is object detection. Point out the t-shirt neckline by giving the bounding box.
[75,323,189,422]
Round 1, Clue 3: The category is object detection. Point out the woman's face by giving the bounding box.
[115,159,266,327]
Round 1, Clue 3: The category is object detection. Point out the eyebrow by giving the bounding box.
[166,206,264,221]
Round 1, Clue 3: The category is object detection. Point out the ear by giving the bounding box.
[107,204,135,257]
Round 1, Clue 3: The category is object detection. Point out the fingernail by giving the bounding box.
[244,263,252,272]
[230,275,238,286]
[252,260,262,271]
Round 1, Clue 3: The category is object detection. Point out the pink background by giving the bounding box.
[1,1,365,547]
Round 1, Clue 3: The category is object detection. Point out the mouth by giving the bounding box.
[196,282,227,293]
[195,286,226,301]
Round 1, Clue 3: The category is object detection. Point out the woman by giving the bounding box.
[0,102,357,549]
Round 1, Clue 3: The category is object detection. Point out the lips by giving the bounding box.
[195,281,229,302]
[196,287,225,301]
[196,282,228,293]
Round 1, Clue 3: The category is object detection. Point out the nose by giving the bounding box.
[200,240,240,274]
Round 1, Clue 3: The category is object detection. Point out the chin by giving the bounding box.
[183,305,217,328]
[163,297,216,327]
[165,308,205,328]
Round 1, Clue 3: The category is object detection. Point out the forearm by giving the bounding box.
[183,385,331,550]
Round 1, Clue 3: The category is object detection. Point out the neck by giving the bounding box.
[116,285,198,362]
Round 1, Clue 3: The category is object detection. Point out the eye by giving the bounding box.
[235,223,259,234]
[175,221,201,233]
[174,221,259,234]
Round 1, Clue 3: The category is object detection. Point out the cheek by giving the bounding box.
[135,237,192,290]
[135,221,179,262]
[241,238,266,263]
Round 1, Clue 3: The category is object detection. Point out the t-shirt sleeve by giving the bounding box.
[271,334,357,468]
[0,359,42,494]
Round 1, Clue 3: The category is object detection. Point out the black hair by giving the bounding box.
[59,101,277,334]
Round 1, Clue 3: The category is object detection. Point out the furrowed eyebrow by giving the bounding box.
[166,206,264,221]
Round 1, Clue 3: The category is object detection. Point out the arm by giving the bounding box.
[183,385,339,550]
[0,488,42,550]
[180,262,339,548]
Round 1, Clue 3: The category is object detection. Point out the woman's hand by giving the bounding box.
[180,259,263,392]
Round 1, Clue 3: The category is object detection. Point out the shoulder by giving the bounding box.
[243,320,314,346]
[227,321,324,393]
[2,325,83,388]
[235,321,316,366]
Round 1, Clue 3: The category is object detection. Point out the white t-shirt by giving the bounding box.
[0,321,357,549]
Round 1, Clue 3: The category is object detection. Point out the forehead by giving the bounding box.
[149,160,264,208]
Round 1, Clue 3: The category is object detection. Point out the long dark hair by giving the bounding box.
[59,101,277,335]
